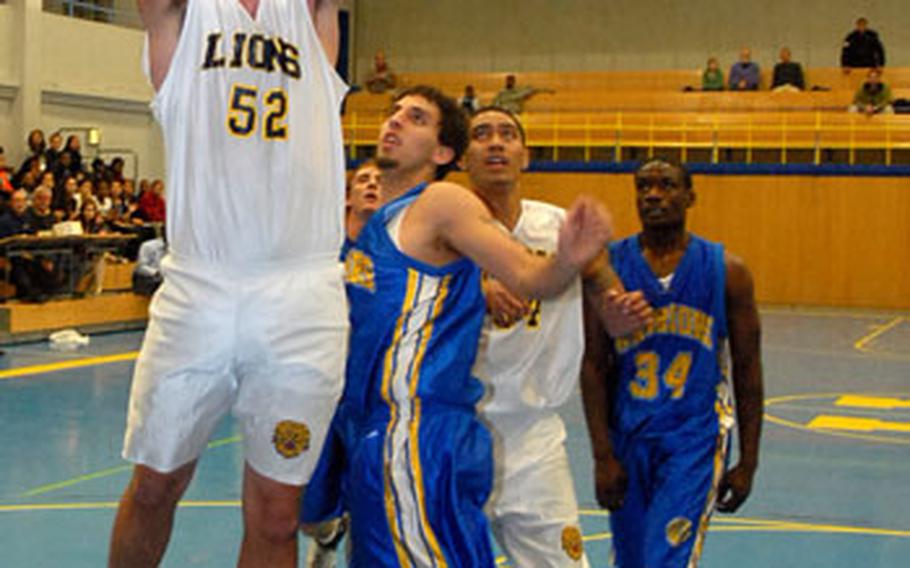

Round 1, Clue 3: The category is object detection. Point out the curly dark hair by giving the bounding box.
[392,85,468,180]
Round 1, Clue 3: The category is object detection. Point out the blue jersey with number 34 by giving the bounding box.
[609,234,730,438]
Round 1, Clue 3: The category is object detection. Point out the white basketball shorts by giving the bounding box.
[122,252,349,486]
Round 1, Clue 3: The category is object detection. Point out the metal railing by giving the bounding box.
[43,0,142,30]
[343,110,910,166]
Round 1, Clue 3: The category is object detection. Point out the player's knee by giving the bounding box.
[127,464,193,510]
[249,503,301,544]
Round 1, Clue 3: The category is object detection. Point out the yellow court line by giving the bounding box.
[854,316,906,352]
[0,500,240,513]
[0,351,140,381]
[808,415,910,433]
[3,502,908,541]
[836,395,910,410]
[764,412,910,446]
[577,510,910,539]
[21,435,243,498]
[759,307,910,320]
[22,465,134,498]
[764,392,910,445]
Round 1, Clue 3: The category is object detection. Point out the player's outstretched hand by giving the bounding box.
[557,196,613,273]
[600,289,653,337]
[716,462,755,513]
[483,276,529,327]
[594,456,628,512]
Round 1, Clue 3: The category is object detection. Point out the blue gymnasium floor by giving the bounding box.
[1,308,909,567]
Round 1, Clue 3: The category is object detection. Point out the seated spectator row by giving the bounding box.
[0,128,166,301]
[344,67,910,115]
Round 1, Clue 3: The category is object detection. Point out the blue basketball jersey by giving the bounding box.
[609,234,730,437]
[343,182,487,418]
[341,182,494,567]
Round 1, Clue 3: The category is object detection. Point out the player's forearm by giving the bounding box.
[733,360,763,470]
[581,360,617,461]
[498,252,578,300]
[580,298,617,461]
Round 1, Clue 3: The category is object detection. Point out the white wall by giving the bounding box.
[41,12,151,102]
[41,97,163,177]
[353,0,909,78]
[0,5,16,86]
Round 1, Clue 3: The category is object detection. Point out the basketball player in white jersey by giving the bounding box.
[110,1,348,566]
[466,107,651,566]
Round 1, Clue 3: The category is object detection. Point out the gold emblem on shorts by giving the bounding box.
[665,516,693,547]
[561,525,584,561]
[272,420,310,459]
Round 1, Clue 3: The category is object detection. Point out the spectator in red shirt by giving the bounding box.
[137,179,165,223]
[0,146,14,198]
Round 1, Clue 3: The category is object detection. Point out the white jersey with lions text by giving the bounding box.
[149,0,348,263]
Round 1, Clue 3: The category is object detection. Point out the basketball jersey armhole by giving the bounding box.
[149,0,198,112]
[299,0,349,107]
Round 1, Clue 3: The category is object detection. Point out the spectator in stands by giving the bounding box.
[64,135,83,174]
[14,129,47,186]
[96,179,113,216]
[27,187,56,232]
[122,178,137,206]
[728,48,760,91]
[54,175,80,221]
[365,49,397,94]
[108,180,130,223]
[0,189,58,302]
[493,74,555,114]
[841,17,885,72]
[701,57,724,91]
[75,178,96,213]
[54,176,80,221]
[34,171,55,202]
[0,189,31,237]
[110,157,126,183]
[91,157,109,184]
[459,85,482,115]
[771,47,805,92]
[77,199,109,235]
[0,146,14,199]
[74,199,110,296]
[137,179,166,223]
[45,131,64,170]
[52,151,78,184]
[849,68,893,115]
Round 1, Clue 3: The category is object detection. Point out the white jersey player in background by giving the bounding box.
[110,1,348,567]
[465,107,651,567]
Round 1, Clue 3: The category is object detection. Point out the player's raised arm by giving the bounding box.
[717,252,764,513]
[138,0,187,91]
[427,183,611,299]
[308,0,340,66]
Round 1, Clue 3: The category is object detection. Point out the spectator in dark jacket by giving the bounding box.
[64,135,84,174]
[0,189,58,301]
[14,129,46,187]
[841,17,885,71]
[771,47,805,92]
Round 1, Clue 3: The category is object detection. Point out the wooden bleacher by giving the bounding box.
[342,67,910,162]
[0,259,149,343]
